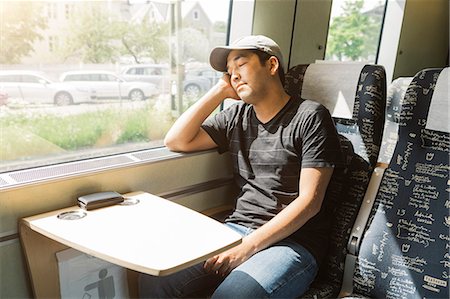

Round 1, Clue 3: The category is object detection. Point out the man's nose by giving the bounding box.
[231,70,240,82]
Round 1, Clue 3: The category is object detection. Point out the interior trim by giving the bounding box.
[159,177,234,200]
[0,148,216,191]
[0,233,19,244]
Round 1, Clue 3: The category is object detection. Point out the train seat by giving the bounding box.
[340,67,449,298]
[284,62,387,298]
[378,77,414,164]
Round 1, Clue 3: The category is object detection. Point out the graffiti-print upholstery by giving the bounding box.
[349,68,449,298]
[284,64,386,298]
[284,64,309,100]
[378,77,414,164]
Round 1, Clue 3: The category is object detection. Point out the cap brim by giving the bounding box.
[209,46,258,72]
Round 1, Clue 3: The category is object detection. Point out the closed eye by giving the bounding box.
[227,53,250,74]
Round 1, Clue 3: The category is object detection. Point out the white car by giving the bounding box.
[120,64,221,98]
[120,64,171,93]
[0,70,93,105]
[59,70,158,101]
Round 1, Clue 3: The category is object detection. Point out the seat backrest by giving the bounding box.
[285,62,387,298]
[285,62,386,167]
[351,67,449,298]
[378,77,414,164]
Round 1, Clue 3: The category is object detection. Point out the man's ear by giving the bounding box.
[268,56,279,76]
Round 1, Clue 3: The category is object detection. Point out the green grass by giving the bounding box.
[0,102,176,161]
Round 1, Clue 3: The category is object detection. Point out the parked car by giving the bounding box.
[0,71,93,105]
[184,67,222,97]
[59,71,158,101]
[120,64,222,98]
[120,64,171,93]
[0,91,8,106]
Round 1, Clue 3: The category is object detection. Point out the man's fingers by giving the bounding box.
[204,255,218,272]
[204,255,230,274]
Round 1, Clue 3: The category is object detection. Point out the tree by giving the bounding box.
[62,4,169,64]
[213,21,227,33]
[326,0,382,61]
[0,2,47,64]
[62,6,121,63]
[119,19,170,64]
[179,28,209,63]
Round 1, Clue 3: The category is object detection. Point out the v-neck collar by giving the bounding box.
[251,97,293,126]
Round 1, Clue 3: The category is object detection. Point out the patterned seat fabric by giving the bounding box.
[284,63,386,298]
[349,68,449,298]
[378,77,413,164]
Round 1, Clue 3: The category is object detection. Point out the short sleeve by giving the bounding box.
[201,102,242,154]
[299,105,343,168]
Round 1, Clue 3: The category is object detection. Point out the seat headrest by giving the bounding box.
[301,62,366,119]
[426,68,449,133]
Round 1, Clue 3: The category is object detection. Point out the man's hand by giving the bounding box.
[164,74,237,152]
[216,74,240,100]
[204,239,254,276]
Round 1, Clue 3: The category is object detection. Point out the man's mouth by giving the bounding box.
[236,83,245,90]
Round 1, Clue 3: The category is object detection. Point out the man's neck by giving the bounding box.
[253,90,291,124]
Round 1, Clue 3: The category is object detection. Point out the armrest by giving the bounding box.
[347,164,387,255]
[339,164,387,298]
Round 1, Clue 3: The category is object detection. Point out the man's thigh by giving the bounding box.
[212,240,318,299]
[139,262,221,298]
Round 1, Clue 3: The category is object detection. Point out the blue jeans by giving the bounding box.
[139,223,318,298]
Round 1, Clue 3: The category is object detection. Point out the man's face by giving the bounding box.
[226,50,272,102]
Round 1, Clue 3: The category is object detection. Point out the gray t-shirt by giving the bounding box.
[202,97,343,264]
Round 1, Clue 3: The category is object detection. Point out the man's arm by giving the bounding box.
[204,167,334,275]
[164,75,239,152]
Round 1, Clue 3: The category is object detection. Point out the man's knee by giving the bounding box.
[138,263,221,298]
[211,270,268,299]
[139,273,178,298]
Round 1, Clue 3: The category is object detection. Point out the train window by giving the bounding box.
[0,0,231,173]
[325,0,386,62]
